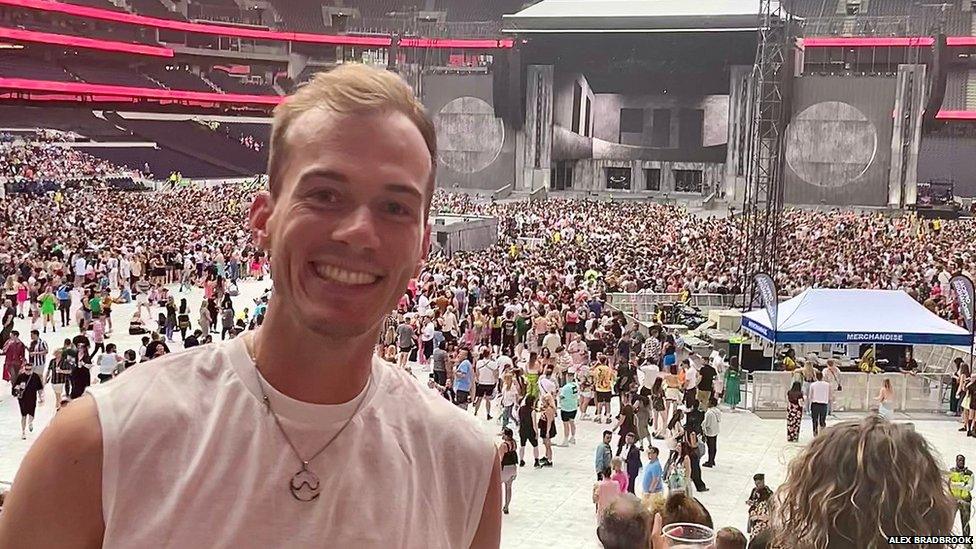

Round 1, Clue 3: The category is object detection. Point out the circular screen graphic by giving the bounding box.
[434,96,504,174]
[785,101,877,188]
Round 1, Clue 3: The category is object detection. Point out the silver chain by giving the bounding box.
[251,358,370,472]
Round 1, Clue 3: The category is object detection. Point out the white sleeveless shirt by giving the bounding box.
[88,336,496,548]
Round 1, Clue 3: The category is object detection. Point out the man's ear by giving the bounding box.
[249,191,274,252]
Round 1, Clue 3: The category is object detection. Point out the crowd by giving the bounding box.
[0,131,139,189]
[2,183,975,546]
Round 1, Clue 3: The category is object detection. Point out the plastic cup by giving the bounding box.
[663,522,716,548]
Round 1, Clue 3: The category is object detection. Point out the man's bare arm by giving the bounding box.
[0,396,104,549]
[470,458,501,549]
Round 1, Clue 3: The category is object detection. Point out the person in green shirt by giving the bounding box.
[950,454,974,537]
[515,311,530,346]
[558,379,579,446]
[89,294,102,319]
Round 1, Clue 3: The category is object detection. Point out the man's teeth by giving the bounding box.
[313,263,378,285]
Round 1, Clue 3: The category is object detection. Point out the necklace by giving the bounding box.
[246,334,370,502]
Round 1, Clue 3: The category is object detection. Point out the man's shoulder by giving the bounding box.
[380,365,494,453]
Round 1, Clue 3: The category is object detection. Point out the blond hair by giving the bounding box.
[267,63,437,207]
[771,415,954,549]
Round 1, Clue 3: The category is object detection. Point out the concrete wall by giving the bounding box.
[552,71,594,135]
[784,75,897,206]
[431,216,499,256]
[422,73,516,191]
[564,158,724,193]
[590,93,728,152]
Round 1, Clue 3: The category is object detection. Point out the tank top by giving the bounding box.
[501,441,518,467]
[87,337,495,548]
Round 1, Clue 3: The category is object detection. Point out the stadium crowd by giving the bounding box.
[0,182,974,546]
[0,133,136,184]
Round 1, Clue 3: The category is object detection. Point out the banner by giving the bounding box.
[950,274,976,334]
[754,273,778,339]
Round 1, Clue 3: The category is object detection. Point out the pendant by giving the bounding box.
[290,462,321,502]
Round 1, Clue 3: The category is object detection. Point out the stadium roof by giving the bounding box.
[502,0,773,33]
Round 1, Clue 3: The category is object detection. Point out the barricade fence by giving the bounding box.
[749,371,947,414]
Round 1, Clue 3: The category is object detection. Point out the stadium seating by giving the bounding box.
[0,107,132,140]
[88,145,242,178]
[0,55,76,82]
[65,61,161,88]
[143,66,216,93]
[61,0,127,12]
[129,0,187,20]
[269,0,326,33]
[111,117,267,175]
[207,70,278,96]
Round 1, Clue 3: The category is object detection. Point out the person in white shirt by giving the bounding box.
[473,348,499,420]
[96,343,121,384]
[542,328,561,356]
[702,397,722,467]
[0,64,501,549]
[809,370,831,436]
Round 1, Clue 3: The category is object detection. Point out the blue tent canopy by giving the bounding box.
[741,288,973,346]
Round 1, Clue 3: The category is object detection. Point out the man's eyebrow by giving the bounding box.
[384,183,424,201]
[297,168,349,185]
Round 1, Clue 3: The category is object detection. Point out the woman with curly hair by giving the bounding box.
[770,415,955,549]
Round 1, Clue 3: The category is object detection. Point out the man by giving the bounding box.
[2,330,26,385]
[542,327,561,356]
[596,493,651,549]
[595,430,613,479]
[702,397,721,467]
[27,330,47,403]
[0,64,501,548]
[453,349,473,410]
[500,311,516,356]
[472,348,498,420]
[616,432,642,494]
[809,370,831,436]
[640,446,663,497]
[538,365,558,398]
[395,316,414,369]
[430,340,448,386]
[696,355,716,408]
[183,329,202,349]
[950,454,974,538]
[592,357,615,423]
[682,358,699,409]
[558,374,579,446]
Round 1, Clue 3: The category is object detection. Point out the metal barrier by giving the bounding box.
[607,292,742,321]
[749,371,945,413]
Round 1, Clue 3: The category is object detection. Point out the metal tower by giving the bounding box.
[738,0,793,306]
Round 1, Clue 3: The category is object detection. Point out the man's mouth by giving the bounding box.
[311,262,381,286]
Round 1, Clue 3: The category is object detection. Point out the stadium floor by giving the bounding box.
[1,280,972,547]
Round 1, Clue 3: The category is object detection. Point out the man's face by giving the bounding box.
[958,455,966,469]
[603,433,612,444]
[626,433,635,445]
[250,109,431,340]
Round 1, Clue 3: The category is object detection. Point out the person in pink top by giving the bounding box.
[610,456,629,493]
[593,466,623,516]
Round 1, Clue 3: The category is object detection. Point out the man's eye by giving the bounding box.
[386,202,411,216]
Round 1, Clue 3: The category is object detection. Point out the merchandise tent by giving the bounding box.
[741,288,972,346]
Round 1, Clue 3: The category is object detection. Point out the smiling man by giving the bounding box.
[0,64,501,548]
